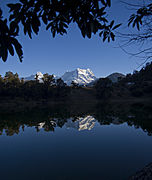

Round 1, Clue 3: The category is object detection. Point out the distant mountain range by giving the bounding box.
[24,72,44,82]
[23,68,125,85]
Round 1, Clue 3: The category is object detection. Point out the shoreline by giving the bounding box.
[0,96,152,114]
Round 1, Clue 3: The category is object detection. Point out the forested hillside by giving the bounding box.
[94,62,152,99]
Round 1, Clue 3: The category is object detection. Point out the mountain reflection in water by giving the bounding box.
[0,102,152,136]
[0,102,152,180]
[37,115,96,131]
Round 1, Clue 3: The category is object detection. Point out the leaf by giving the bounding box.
[148,3,152,7]
[10,37,23,62]
[106,0,111,7]
[136,21,140,30]
[1,48,8,62]
[108,36,110,42]
[138,18,142,25]
[99,31,103,37]
[23,23,27,35]
[32,15,40,35]
[110,32,115,41]
[61,28,67,34]
[100,0,106,6]
[10,21,19,36]
[112,23,121,30]
[52,30,56,38]
[0,8,2,18]
[84,23,91,39]
[109,20,114,28]
[128,14,135,27]
[133,19,136,28]
[62,22,68,28]
[81,28,86,38]
[8,44,14,56]
[46,22,52,30]
[103,36,107,42]
[26,22,32,39]
[42,14,47,25]
[103,32,107,42]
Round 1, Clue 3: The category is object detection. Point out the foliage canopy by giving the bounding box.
[0,0,121,62]
[1,0,152,63]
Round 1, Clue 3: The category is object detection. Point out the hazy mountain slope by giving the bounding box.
[107,73,125,83]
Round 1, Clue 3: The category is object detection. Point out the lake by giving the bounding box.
[0,102,152,180]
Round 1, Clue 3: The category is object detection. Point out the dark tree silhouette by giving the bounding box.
[0,8,23,62]
[56,78,66,87]
[71,81,78,88]
[42,73,55,87]
[95,78,113,99]
[35,74,39,83]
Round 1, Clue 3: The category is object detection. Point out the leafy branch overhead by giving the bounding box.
[128,3,152,30]
[118,2,152,61]
[0,8,23,62]
[7,0,121,39]
[0,0,122,62]
[2,0,152,63]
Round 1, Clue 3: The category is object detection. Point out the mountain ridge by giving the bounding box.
[61,68,96,85]
[23,68,125,85]
[107,72,125,83]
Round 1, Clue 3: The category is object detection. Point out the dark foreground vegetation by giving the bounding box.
[0,73,71,101]
[0,62,152,110]
[95,62,152,100]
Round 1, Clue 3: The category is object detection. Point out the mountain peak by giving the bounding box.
[61,68,96,85]
[24,68,96,85]
[36,72,43,77]
[107,72,125,83]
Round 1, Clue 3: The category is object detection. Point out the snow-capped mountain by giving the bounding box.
[61,68,96,85]
[24,68,96,85]
[23,70,125,85]
[24,72,43,81]
[24,68,125,86]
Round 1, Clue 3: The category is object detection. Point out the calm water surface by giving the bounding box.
[0,103,152,180]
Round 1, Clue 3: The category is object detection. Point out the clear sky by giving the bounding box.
[0,0,148,78]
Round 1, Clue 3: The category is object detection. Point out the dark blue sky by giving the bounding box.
[0,0,146,77]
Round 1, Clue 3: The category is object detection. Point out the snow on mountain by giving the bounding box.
[23,68,96,85]
[23,69,125,86]
[107,73,125,83]
[61,68,96,85]
[24,72,43,81]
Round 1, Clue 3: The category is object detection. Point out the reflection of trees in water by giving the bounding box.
[94,103,152,136]
[0,103,152,136]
